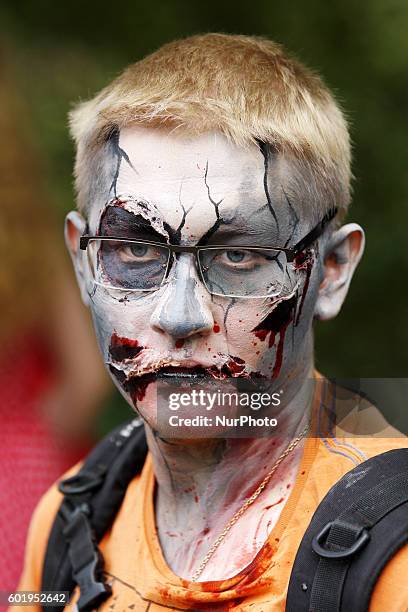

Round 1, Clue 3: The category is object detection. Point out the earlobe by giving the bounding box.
[65,211,91,306]
[314,223,365,321]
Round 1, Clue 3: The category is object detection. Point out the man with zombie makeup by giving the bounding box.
[16,34,408,611]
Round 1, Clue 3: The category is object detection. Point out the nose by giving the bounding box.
[150,254,214,340]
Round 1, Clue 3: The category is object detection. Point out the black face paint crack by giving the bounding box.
[109,128,138,197]
[197,161,225,245]
[223,298,237,331]
[256,141,279,231]
[174,194,193,244]
[282,186,300,247]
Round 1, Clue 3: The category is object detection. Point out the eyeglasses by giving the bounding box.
[80,207,337,299]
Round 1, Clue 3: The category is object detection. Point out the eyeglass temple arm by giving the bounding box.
[289,207,338,260]
[79,235,199,253]
[79,224,90,250]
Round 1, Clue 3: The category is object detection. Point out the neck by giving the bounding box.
[147,367,313,501]
[146,362,315,568]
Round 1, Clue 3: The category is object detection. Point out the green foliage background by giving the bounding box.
[1,0,407,432]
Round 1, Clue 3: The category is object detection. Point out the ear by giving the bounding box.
[65,211,91,306]
[314,223,365,320]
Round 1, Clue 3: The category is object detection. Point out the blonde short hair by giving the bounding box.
[69,33,351,222]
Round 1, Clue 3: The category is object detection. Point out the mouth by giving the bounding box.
[109,356,267,406]
[109,357,264,404]
[153,358,250,382]
[109,364,218,404]
[156,365,212,381]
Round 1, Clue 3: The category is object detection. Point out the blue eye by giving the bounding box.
[130,244,148,257]
[226,250,245,263]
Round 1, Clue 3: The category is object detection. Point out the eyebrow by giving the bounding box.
[197,222,278,247]
[99,205,168,243]
[98,202,279,247]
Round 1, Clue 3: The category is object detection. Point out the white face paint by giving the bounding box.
[65,124,366,581]
[76,126,325,428]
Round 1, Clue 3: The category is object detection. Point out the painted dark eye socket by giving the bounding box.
[91,239,169,291]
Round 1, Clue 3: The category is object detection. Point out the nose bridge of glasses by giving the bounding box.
[166,250,202,284]
[150,251,214,338]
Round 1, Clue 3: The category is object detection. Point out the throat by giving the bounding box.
[151,432,307,581]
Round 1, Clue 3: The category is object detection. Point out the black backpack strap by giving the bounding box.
[41,417,148,612]
[286,448,408,612]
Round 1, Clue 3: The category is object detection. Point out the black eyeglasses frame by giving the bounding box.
[79,206,338,262]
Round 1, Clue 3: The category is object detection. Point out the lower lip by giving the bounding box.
[157,369,211,381]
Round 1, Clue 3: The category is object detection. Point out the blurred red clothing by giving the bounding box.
[0,331,90,591]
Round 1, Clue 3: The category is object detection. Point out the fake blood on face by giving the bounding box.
[109,364,152,405]
[109,332,143,361]
[251,296,296,378]
[294,249,314,325]
[272,317,292,378]
[125,378,152,406]
[208,356,246,379]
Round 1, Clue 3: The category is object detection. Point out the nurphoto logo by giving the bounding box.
[157,381,284,438]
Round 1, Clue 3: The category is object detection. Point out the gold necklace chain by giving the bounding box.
[191,423,309,582]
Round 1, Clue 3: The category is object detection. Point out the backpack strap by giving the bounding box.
[286,448,408,612]
[41,417,148,612]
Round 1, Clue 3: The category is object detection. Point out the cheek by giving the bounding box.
[88,289,153,362]
[221,255,321,376]
[89,290,160,418]
[221,301,267,361]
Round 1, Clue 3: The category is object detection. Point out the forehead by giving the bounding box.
[116,127,266,231]
[90,126,308,245]
[120,126,263,180]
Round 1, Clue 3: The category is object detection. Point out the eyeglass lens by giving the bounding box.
[89,239,169,290]
[198,248,286,297]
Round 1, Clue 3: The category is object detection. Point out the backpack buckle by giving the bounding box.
[61,504,112,611]
[312,521,370,559]
[75,554,112,611]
